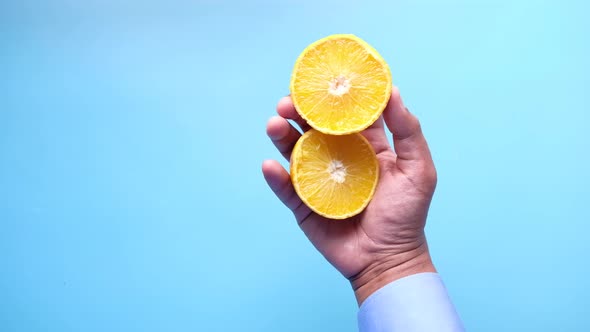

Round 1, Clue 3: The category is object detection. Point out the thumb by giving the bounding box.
[383,87,433,165]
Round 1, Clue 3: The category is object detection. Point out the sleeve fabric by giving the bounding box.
[358,273,465,332]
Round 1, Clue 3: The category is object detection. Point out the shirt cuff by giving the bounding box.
[358,272,465,332]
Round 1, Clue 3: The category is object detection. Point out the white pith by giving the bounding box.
[327,160,346,183]
[328,75,351,96]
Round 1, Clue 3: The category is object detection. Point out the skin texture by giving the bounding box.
[262,87,438,305]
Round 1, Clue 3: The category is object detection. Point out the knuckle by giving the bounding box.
[410,114,422,133]
[423,166,438,190]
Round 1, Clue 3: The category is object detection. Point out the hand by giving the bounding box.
[262,87,438,304]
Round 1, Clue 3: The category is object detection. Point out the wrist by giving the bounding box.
[350,241,436,305]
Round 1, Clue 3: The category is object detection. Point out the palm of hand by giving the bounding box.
[301,143,435,281]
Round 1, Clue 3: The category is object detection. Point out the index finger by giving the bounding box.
[277,96,312,133]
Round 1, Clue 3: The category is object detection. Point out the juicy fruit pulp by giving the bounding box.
[290,130,379,220]
[290,34,392,135]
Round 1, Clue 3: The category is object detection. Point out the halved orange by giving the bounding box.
[290,34,392,135]
[290,129,379,219]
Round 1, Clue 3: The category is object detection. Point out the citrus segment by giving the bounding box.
[290,130,379,219]
[290,34,392,135]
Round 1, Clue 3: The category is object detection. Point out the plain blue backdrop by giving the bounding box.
[1,1,588,331]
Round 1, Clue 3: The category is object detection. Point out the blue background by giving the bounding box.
[1,1,588,331]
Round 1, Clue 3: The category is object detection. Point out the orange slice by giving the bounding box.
[290,129,379,219]
[290,34,392,135]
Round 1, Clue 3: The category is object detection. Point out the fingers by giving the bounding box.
[261,160,311,221]
[361,116,394,156]
[277,96,312,132]
[383,87,434,166]
[275,95,392,157]
[267,116,301,160]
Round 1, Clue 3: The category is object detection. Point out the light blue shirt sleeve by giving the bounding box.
[358,273,465,332]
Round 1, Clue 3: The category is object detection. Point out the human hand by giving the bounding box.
[262,87,438,304]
